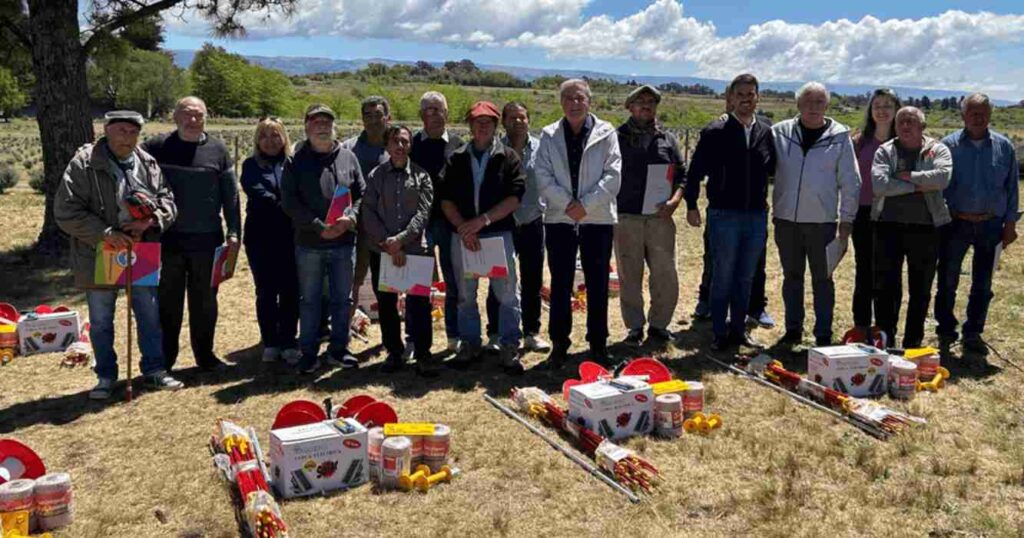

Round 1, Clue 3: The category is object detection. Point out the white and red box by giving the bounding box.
[568,377,654,440]
[807,344,889,397]
[269,418,368,499]
[17,311,80,356]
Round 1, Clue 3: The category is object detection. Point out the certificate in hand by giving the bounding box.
[379,254,434,297]
[460,236,508,279]
[641,164,674,215]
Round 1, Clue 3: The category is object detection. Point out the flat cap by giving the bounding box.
[624,85,662,108]
[304,103,336,121]
[104,110,144,128]
[465,101,500,123]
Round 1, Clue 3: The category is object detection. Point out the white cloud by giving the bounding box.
[166,0,1024,96]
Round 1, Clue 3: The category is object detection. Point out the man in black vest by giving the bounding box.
[614,85,685,348]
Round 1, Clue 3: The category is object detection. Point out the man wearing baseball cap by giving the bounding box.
[440,101,527,374]
[282,103,366,374]
[55,110,181,399]
[614,85,685,349]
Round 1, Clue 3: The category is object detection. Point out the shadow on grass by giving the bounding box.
[0,244,76,308]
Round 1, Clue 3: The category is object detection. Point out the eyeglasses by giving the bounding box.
[260,116,282,123]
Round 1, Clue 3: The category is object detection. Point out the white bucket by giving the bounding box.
[888,357,918,400]
[379,436,411,491]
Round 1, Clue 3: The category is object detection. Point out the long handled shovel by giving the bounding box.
[125,242,133,403]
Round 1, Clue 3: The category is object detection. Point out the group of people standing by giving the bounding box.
[684,75,1018,358]
[53,73,1018,400]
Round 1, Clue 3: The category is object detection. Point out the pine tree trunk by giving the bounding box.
[27,0,94,256]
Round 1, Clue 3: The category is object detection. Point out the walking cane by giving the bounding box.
[125,242,133,403]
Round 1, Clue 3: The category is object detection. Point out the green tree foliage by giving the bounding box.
[190,44,294,117]
[0,67,27,120]
[88,38,188,117]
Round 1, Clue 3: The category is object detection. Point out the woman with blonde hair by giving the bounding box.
[241,117,301,364]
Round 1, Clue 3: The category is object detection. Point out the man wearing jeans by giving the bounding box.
[441,101,526,374]
[410,91,464,353]
[55,110,182,399]
[936,93,1020,358]
[282,104,366,373]
[684,74,776,351]
[535,79,622,368]
[771,82,860,347]
[485,102,551,353]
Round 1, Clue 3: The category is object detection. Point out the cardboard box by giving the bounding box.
[807,344,889,397]
[17,311,80,356]
[568,377,654,440]
[270,418,368,498]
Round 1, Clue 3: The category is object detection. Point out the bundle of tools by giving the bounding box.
[509,387,661,495]
[210,420,288,538]
[726,355,926,439]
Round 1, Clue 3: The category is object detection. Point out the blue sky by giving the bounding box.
[162,0,1024,99]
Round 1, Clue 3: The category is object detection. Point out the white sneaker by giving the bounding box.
[524,335,552,352]
[89,378,115,400]
[144,370,184,391]
[281,348,301,366]
[484,334,501,352]
[261,347,281,363]
[446,338,460,353]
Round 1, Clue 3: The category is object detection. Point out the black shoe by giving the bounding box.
[500,346,525,376]
[710,335,732,352]
[815,336,833,347]
[648,327,673,342]
[588,344,610,365]
[623,329,644,348]
[415,356,441,378]
[447,343,481,370]
[962,335,989,356]
[380,353,405,373]
[198,357,229,373]
[535,349,568,371]
[778,330,802,347]
[731,331,762,349]
[937,334,957,357]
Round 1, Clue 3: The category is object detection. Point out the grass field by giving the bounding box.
[1,122,1024,537]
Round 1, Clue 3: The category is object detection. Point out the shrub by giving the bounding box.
[0,164,18,194]
[29,169,45,194]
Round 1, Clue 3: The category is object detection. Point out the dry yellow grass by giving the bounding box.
[1,166,1023,537]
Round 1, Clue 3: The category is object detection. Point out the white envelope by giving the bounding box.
[642,164,674,215]
[826,238,848,276]
[379,254,434,296]
[460,236,509,279]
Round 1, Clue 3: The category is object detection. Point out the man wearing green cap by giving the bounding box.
[614,85,685,349]
[56,110,182,400]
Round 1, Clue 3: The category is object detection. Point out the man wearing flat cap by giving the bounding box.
[614,85,685,349]
[55,110,182,400]
[440,100,527,374]
[281,103,366,374]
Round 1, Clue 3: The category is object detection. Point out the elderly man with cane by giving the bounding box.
[56,110,181,400]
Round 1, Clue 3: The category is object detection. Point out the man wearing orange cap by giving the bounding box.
[440,101,527,374]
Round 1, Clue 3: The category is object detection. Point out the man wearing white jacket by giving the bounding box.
[535,79,622,368]
[772,82,861,347]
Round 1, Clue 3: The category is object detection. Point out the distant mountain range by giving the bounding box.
[171,50,1017,106]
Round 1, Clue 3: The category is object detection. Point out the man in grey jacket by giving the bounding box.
[872,106,952,348]
[55,111,183,399]
[771,82,860,347]
[534,79,622,368]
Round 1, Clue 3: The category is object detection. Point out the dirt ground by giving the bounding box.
[1,182,1023,537]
